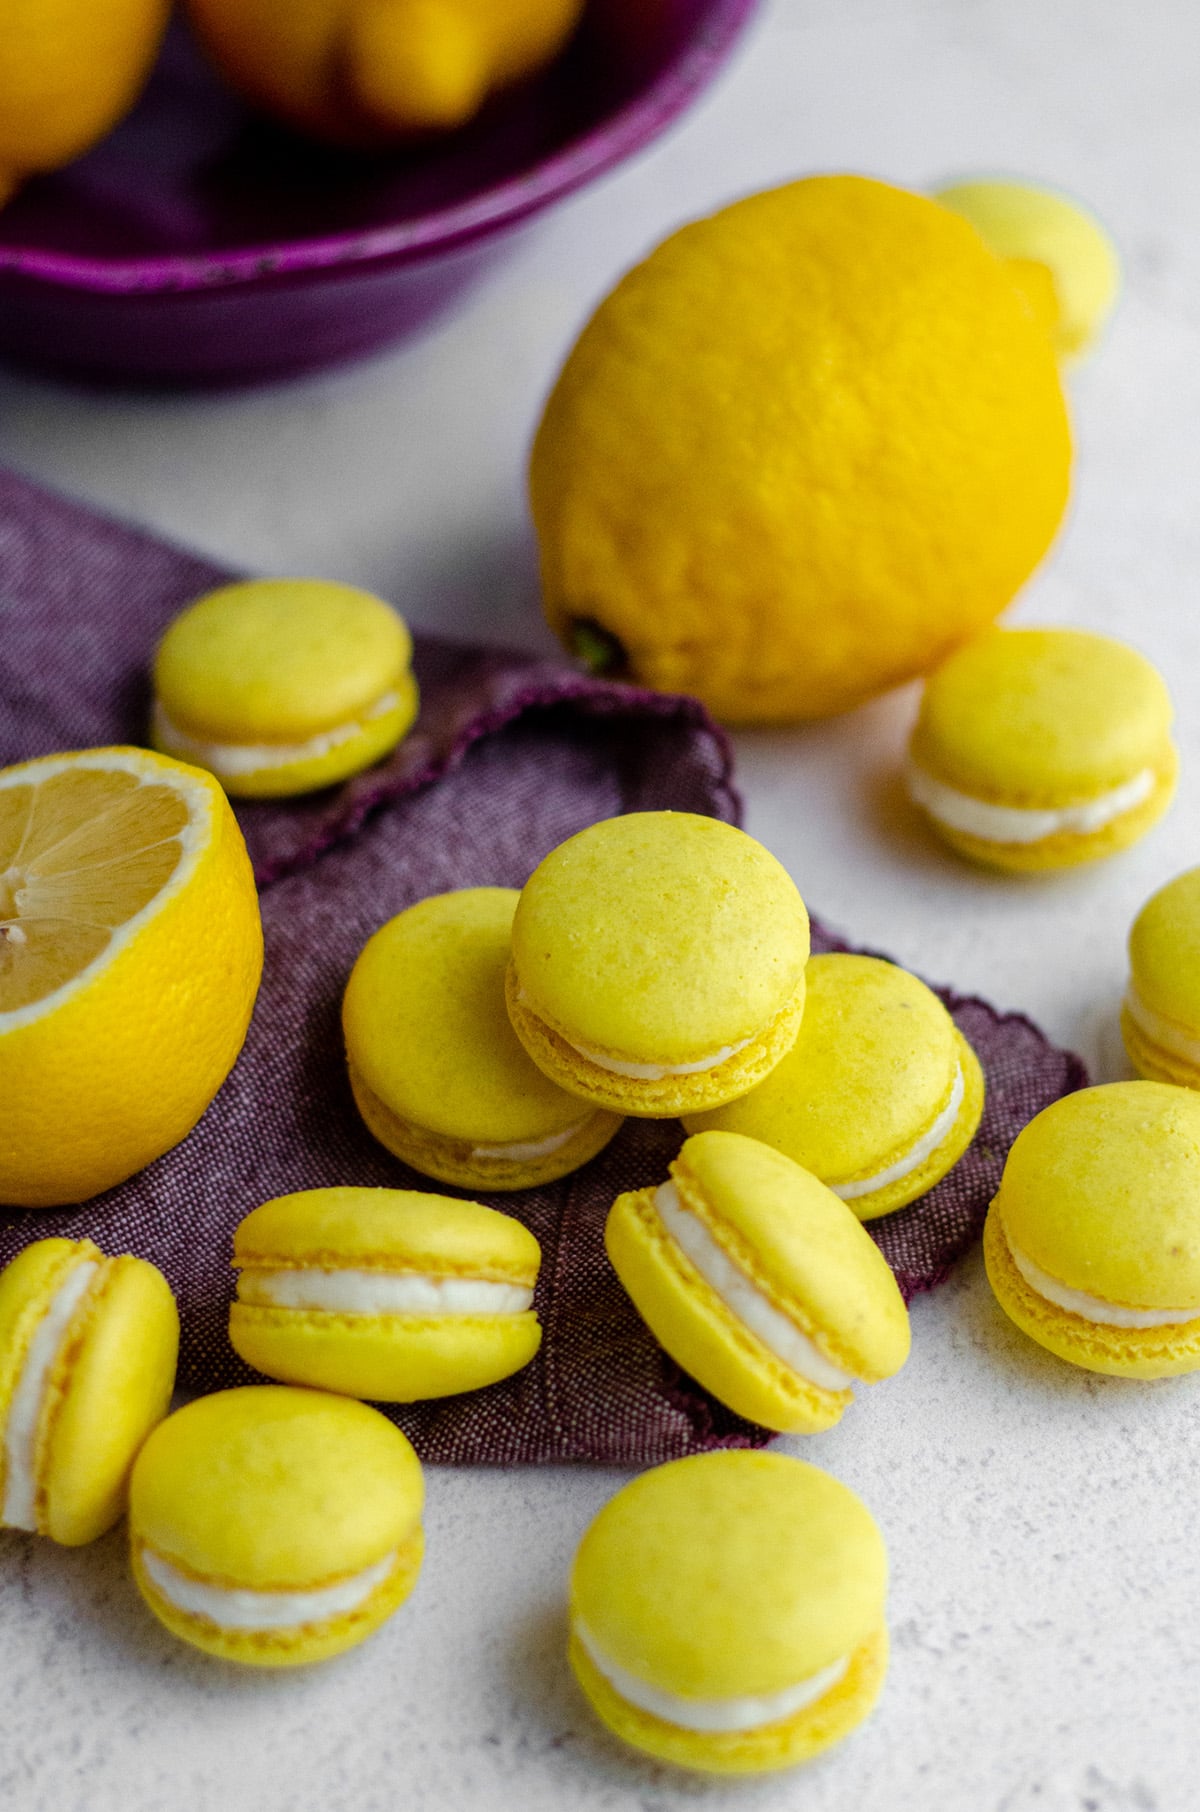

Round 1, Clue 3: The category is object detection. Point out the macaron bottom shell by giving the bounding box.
[131,1525,424,1667]
[983,1203,1200,1378]
[228,1302,543,1401]
[152,672,419,800]
[504,967,807,1120]
[918,751,1177,874]
[1120,1004,1200,1090]
[569,1623,888,1774]
[347,1059,622,1190]
[605,1186,850,1434]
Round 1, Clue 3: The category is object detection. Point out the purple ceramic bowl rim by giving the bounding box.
[0,0,757,295]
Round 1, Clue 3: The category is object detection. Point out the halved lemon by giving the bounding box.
[0,747,263,1208]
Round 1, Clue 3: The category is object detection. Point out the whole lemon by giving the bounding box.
[184,0,585,146]
[531,176,1073,724]
[0,0,171,206]
[0,747,263,1208]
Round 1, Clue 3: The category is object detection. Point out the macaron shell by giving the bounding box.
[129,1387,423,1588]
[934,181,1119,359]
[509,814,810,1066]
[229,1303,542,1401]
[132,1525,424,1667]
[342,889,613,1151]
[40,1256,179,1547]
[684,956,984,1219]
[1121,1003,1200,1090]
[571,1452,887,1697]
[153,579,414,742]
[911,629,1176,804]
[570,1623,887,1774]
[1127,866,1200,1029]
[993,1081,1200,1310]
[347,1063,622,1188]
[920,752,1176,874]
[675,1132,910,1380]
[984,1202,1200,1378]
[606,1185,848,1433]
[233,1187,541,1282]
[156,673,419,800]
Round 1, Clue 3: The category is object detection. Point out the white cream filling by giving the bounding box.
[568,1033,752,1082]
[470,1121,589,1162]
[236,1267,533,1316]
[831,1063,966,1201]
[654,1182,854,1393]
[573,1617,850,1733]
[141,1546,397,1631]
[1007,1231,1200,1329]
[906,760,1156,845]
[2,1260,100,1531]
[152,691,402,778]
[517,988,752,1082]
[1123,984,1200,1064]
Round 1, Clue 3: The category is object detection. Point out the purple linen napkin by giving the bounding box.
[0,471,1087,1465]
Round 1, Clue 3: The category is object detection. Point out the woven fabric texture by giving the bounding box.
[0,471,1087,1464]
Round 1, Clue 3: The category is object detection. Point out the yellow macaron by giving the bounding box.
[0,1238,178,1546]
[985,1081,1200,1377]
[935,178,1119,361]
[1122,867,1200,1088]
[569,1450,889,1774]
[506,813,810,1118]
[151,578,419,797]
[605,1131,910,1434]
[130,1385,424,1665]
[907,627,1177,871]
[229,1187,542,1401]
[685,954,984,1220]
[343,888,622,1189]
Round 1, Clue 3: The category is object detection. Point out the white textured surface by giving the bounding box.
[3,0,1200,1805]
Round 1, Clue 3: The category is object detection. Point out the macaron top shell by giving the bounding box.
[1129,868,1200,1026]
[511,814,809,1064]
[675,1131,910,1379]
[130,1387,423,1588]
[153,579,413,742]
[685,955,961,1182]
[343,889,591,1145]
[934,179,1119,359]
[234,1188,540,1286]
[911,628,1174,802]
[995,1082,1200,1309]
[571,1451,887,1699]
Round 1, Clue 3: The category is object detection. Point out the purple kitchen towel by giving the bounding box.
[0,470,1087,1465]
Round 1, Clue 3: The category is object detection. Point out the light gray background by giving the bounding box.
[2,1,1198,1806]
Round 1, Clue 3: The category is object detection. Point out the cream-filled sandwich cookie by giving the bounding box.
[907,627,1177,871]
[1122,867,1200,1088]
[151,578,418,797]
[342,888,621,1189]
[130,1386,424,1665]
[605,1130,910,1433]
[506,813,809,1118]
[685,953,984,1219]
[569,1450,889,1773]
[229,1187,542,1400]
[0,1238,178,1546]
[985,1081,1200,1376]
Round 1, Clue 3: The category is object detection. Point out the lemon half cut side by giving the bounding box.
[0,748,263,1209]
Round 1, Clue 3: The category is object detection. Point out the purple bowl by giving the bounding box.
[0,0,756,386]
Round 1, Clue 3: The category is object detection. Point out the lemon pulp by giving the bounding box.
[0,768,192,1015]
